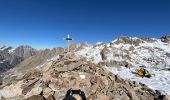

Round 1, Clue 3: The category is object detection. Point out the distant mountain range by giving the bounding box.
[0,35,170,75]
[0,45,36,74]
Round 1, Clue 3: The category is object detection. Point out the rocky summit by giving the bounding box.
[0,36,170,100]
[0,52,168,100]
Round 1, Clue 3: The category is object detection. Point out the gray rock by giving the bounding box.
[24,95,45,100]
[54,61,83,72]
[100,46,111,60]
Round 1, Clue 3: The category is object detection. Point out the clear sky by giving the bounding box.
[0,0,170,48]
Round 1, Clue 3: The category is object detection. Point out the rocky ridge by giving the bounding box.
[76,36,170,96]
[0,53,168,100]
[76,36,170,68]
[0,36,170,100]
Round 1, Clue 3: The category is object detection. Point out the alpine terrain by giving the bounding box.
[0,36,170,100]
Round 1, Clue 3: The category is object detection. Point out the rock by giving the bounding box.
[25,85,43,98]
[127,89,139,100]
[100,46,111,60]
[54,61,83,72]
[24,95,44,100]
[43,87,54,98]
[53,91,66,100]
[163,95,170,100]
[0,81,23,99]
[88,84,98,94]
[22,79,39,95]
[115,75,124,83]
[46,94,55,100]
[97,94,109,100]
[114,36,144,46]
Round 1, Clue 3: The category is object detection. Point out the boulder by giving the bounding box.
[43,87,54,98]
[46,94,55,100]
[25,85,43,98]
[97,94,109,100]
[163,95,170,100]
[24,95,44,100]
[54,61,83,72]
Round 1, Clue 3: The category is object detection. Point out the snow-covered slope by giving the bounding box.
[77,44,104,64]
[76,36,170,95]
[106,67,170,95]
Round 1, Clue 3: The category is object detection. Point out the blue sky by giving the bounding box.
[0,0,170,48]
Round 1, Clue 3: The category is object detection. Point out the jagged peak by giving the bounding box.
[110,36,162,46]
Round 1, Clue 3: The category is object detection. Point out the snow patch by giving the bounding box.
[76,45,104,64]
[96,42,104,45]
[50,55,60,61]
[80,75,86,79]
[106,66,170,95]
[9,48,15,53]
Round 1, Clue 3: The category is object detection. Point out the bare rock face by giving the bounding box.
[0,45,37,74]
[24,95,45,100]
[114,36,144,46]
[13,46,36,60]
[0,53,167,100]
[8,45,36,66]
[113,36,156,46]
[100,46,110,60]
[141,38,157,43]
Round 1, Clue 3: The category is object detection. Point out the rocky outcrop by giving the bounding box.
[100,46,111,60]
[68,42,81,52]
[113,36,156,46]
[114,36,144,46]
[0,53,167,100]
